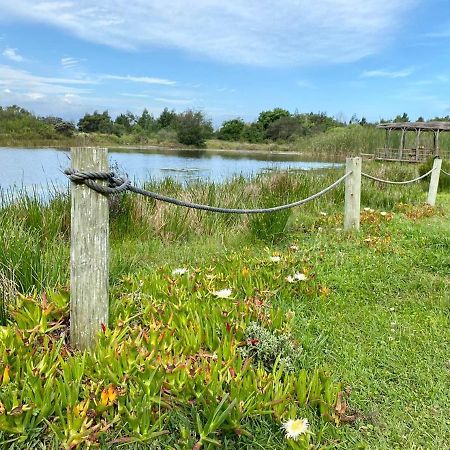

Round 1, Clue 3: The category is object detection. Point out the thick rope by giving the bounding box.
[361,168,433,185]
[64,168,351,214]
[442,169,450,177]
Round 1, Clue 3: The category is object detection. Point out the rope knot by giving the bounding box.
[64,168,130,195]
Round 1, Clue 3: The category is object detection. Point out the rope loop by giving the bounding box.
[361,168,433,185]
[64,168,131,195]
[64,168,351,214]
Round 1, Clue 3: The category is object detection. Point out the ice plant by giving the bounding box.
[100,384,117,407]
[282,418,309,440]
[212,288,232,298]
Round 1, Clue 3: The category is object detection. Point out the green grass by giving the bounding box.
[0,164,449,448]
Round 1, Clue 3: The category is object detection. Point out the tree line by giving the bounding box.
[1,104,448,148]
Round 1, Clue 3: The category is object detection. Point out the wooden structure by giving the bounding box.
[376,121,450,162]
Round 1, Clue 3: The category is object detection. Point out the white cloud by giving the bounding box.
[102,74,176,85]
[154,97,192,105]
[61,57,85,69]
[362,68,414,79]
[0,0,417,66]
[2,47,24,62]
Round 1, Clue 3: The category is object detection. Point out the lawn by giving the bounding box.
[0,166,448,449]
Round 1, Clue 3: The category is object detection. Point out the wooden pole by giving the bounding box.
[344,157,361,231]
[70,147,109,350]
[427,158,442,207]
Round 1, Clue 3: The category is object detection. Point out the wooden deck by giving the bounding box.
[375,148,449,163]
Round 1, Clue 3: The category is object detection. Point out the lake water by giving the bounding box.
[0,147,341,195]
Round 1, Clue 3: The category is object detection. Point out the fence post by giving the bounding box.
[70,147,109,350]
[426,158,442,206]
[344,157,361,231]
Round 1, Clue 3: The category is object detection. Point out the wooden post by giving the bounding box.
[427,158,442,207]
[344,157,361,231]
[70,147,109,350]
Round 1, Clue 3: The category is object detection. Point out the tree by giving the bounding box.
[77,111,114,133]
[217,118,245,141]
[257,108,291,130]
[266,116,302,141]
[394,112,409,123]
[158,108,177,128]
[42,116,76,136]
[115,111,136,133]
[175,110,213,147]
[137,109,156,133]
[240,122,265,143]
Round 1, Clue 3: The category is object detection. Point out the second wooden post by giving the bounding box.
[70,147,109,350]
[344,156,362,231]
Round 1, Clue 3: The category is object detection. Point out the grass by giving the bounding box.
[0,163,449,448]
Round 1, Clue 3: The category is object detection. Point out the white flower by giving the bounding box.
[289,244,299,251]
[364,207,370,212]
[212,288,232,298]
[270,256,281,262]
[380,211,387,216]
[282,418,309,440]
[172,268,188,276]
[286,272,308,283]
[320,211,327,216]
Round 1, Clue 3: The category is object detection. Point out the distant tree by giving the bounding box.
[431,115,450,121]
[240,122,265,143]
[78,111,114,133]
[137,109,156,133]
[115,111,136,133]
[360,117,368,126]
[42,116,76,136]
[416,116,425,122]
[394,112,410,123]
[266,116,302,141]
[257,108,291,130]
[349,114,360,125]
[217,118,245,141]
[158,108,177,128]
[175,110,213,147]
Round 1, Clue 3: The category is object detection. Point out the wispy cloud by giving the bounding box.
[0,0,417,66]
[362,68,414,79]
[2,47,24,62]
[61,57,85,69]
[154,97,193,105]
[102,74,176,85]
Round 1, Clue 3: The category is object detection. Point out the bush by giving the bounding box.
[175,110,213,147]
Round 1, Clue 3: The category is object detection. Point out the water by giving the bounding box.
[0,147,341,195]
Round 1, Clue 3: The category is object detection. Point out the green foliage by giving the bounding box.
[393,112,409,123]
[258,108,291,130]
[240,322,300,371]
[157,107,177,128]
[175,109,213,147]
[77,110,114,134]
[217,118,246,141]
[0,253,343,448]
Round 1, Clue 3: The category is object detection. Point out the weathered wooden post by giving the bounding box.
[427,158,442,206]
[344,157,361,231]
[70,147,109,350]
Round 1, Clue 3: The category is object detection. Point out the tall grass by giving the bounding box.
[0,161,429,300]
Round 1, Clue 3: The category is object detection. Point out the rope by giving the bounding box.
[361,168,433,185]
[442,169,450,177]
[64,168,351,214]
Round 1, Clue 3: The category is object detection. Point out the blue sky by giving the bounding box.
[0,0,450,126]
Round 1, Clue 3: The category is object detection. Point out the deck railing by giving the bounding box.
[375,147,450,162]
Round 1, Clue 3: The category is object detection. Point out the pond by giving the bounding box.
[0,147,341,195]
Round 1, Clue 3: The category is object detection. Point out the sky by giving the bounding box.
[1,0,450,126]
